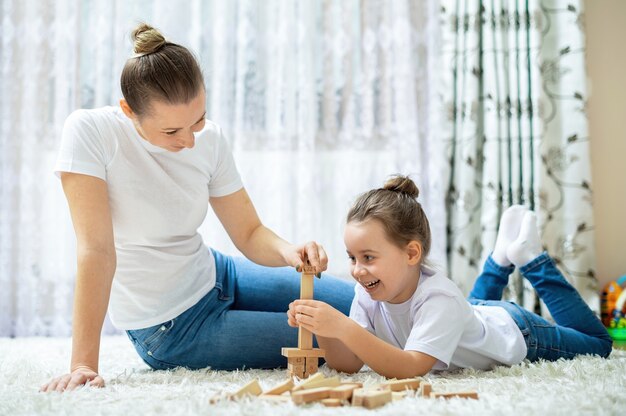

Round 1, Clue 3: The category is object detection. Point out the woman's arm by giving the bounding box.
[40,173,116,392]
[209,188,326,271]
[292,300,438,379]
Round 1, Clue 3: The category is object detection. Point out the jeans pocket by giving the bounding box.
[141,319,175,355]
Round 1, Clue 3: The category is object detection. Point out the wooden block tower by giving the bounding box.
[281,263,324,379]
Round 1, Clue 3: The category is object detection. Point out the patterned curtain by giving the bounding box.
[0,0,445,336]
[440,0,598,313]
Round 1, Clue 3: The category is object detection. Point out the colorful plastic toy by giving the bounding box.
[602,276,626,341]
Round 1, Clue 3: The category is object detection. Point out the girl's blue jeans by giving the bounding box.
[468,253,612,361]
[126,250,355,370]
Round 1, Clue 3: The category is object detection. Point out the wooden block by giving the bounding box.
[392,391,407,401]
[288,362,305,373]
[259,394,291,402]
[288,356,306,365]
[382,378,421,391]
[229,379,262,400]
[351,388,367,406]
[362,389,392,409]
[321,398,344,407]
[288,368,305,379]
[419,382,432,397]
[263,379,295,395]
[298,328,313,350]
[293,375,341,392]
[298,273,315,350]
[340,381,363,387]
[291,372,324,390]
[302,265,316,274]
[305,357,318,375]
[281,347,325,358]
[300,273,314,299]
[329,384,360,400]
[291,387,332,405]
[430,391,479,400]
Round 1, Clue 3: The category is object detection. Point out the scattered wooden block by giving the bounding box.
[321,398,344,407]
[419,382,432,397]
[329,384,361,400]
[293,376,341,392]
[263,379,295,395]
[340,381,363,387]
[229,379,262,400]
[430,391,479,400]
[362,390,393,409]
[392,391,407,401]
[351,388,367,406]
[291,372,325,391]
[291,387,332,405]
[259,394,291,402]
[381,378,421,391]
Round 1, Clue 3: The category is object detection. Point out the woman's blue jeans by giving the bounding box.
[468,253,612,361]
[126,250,355,370]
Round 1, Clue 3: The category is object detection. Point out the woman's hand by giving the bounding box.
[39,366,104,393]
[290,299,350,339]
[284,241,328,274]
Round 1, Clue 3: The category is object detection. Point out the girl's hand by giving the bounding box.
[287,301,299,328]
[39,366,104,393]
[283,241,328,275]
[292,299,350,339]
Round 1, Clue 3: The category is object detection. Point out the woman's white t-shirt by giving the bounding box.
[55,107,243,330]
[349,266,528,370]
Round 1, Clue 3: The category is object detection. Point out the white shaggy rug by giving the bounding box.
[1,336,624,415]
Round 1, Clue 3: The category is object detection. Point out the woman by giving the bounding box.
[41,23,353,392]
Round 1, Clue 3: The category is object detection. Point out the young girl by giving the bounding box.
[288,176,612,378]
[41,23,353,392]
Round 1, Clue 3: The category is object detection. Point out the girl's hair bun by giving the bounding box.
[383,175,420,199]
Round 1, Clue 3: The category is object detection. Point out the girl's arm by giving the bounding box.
[291,300,438,379]
[210,189,326,271]
[288,303,364,373]
[40,173,116,392]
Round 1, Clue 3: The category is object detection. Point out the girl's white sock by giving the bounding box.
[492,205,527,267]
[507,211,542,267]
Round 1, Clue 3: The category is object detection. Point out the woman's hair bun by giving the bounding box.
[383,175,420,199]
[131,23,166,55]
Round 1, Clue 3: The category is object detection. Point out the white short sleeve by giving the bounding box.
[349,285,376,334]
[54,109,116,180]
[208,126,243,197]
[404,292,467,368]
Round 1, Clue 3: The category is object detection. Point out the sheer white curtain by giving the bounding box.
[0,0,445,337]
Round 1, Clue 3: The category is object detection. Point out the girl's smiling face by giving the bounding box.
[344,219,422,304]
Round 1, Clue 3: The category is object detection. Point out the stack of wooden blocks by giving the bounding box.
[211,374,479,409]
[281,264,324,379]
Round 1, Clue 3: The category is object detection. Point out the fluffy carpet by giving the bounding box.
[1,336,624,415]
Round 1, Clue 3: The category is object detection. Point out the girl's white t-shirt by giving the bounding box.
[55,107,243,330]
[350,267,528,370]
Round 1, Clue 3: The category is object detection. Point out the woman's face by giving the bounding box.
[122,90,207,152]
[344,219,422,304]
